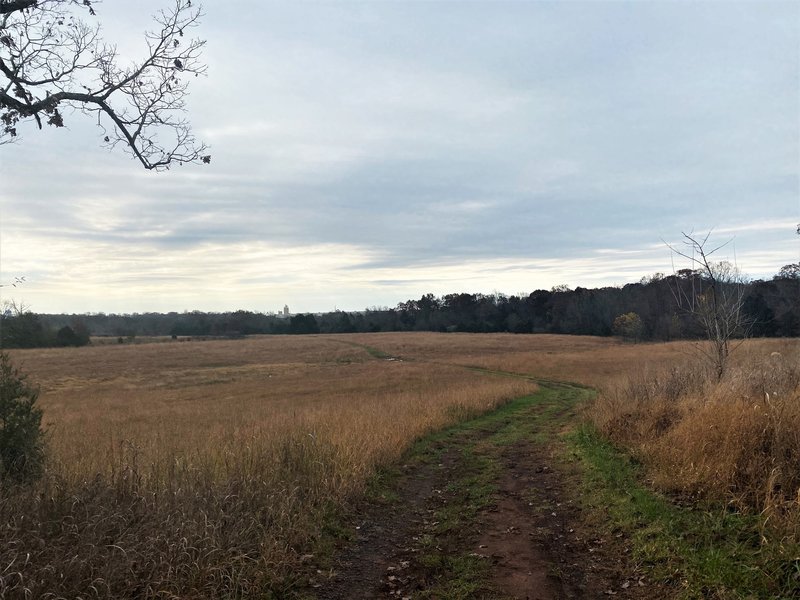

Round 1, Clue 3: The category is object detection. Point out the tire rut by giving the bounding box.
[317,444,465,599]
[312,376,660,600]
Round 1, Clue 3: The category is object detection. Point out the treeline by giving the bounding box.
[393,270,798,339]
[1,267,797,348]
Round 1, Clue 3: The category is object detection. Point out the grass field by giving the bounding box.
[9,332,711,479]
[16,336,534,480]
[4,333,537,598]
[3,332,797,598]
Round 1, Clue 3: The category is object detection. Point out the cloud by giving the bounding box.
[1,1,797,312]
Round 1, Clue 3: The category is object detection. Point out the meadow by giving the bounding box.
[3,334,535,598]
[2,332,798,598]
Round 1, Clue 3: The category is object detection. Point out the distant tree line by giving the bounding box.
[1,265,797,348]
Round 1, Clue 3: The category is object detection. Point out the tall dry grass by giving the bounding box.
[4,332,796,597]
[1,335,533,598]
[589,338,800,540]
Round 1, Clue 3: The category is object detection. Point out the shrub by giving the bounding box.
[55,325,80,346]
[0,352,45,483]
[55,322,91,347]
[612,312,643,342]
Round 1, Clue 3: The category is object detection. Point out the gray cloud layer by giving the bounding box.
[1,1,797,313]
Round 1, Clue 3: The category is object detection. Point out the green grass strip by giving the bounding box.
[569,424,800,599]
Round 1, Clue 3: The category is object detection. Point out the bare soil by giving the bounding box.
[313,394,665,600]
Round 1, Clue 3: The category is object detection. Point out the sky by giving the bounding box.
[1,1,798,315]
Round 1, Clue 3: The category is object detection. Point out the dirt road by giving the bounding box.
[313,379,658,599]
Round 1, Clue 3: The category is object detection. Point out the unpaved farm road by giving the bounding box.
[310,378,667,600]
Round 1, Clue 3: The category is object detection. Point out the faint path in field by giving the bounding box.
[312,359,657,600]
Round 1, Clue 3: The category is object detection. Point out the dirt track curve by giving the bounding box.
[312,378,660,600]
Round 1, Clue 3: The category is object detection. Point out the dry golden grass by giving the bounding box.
[3,334,534,598]
[3,332,797,597]
[588,338,800,539]
[11,336,534,478]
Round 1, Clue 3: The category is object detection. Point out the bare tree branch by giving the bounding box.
[666,232,751,379]
[0,0,209,169]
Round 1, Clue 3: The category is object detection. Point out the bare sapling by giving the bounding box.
[667,231,751,379]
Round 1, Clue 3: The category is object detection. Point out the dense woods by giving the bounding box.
[3,267,796,348]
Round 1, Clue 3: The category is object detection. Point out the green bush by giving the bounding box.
[0,352,45,483]
[612,312,644,342]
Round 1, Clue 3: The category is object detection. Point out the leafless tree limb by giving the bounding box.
[0,0,209,170]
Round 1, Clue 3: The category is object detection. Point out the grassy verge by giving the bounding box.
[570,424,800,599]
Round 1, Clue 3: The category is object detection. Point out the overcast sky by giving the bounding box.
[1,1,798,314]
